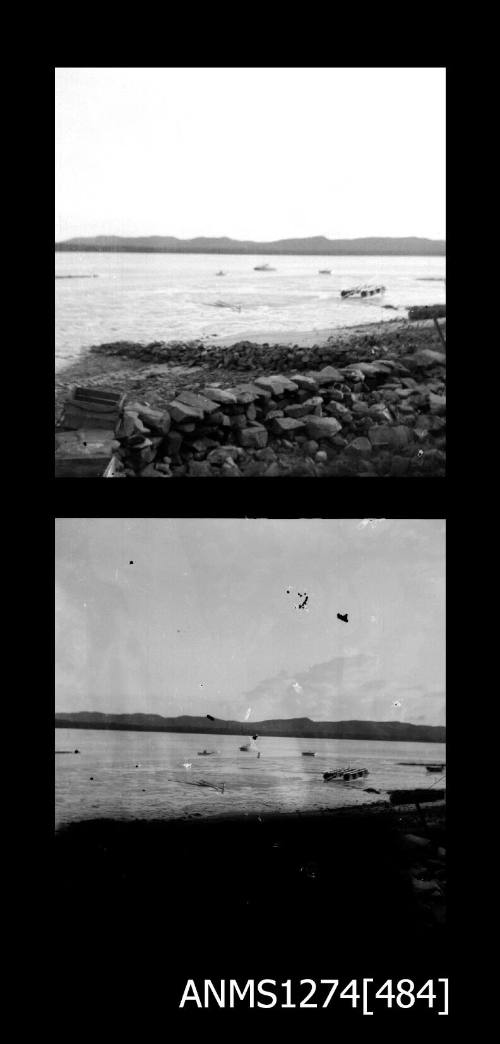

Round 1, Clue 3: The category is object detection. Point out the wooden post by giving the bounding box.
[433,316,446,349]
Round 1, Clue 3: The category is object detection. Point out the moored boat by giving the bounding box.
[341,284,386,298]
[254,263,276,271]
[302,752,317,756]
[425,763,445,772]
[324,766,369,782]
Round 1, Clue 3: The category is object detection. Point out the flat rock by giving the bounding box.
[169,400,204,423]
[304,415,342,439]
[289,374,319,392]
[231,387,260,405]
[312,366,345,385]
[284,397,322,418]
[407,349,446,369]
[235,382,273,401]
[271,416,306,435]
[176,390,220,414]
[203,387,238,406]
[254,375,298,396]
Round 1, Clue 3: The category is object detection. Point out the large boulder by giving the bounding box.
[368,425,395,447]
[304,416,342,440]
[136,407,171,435]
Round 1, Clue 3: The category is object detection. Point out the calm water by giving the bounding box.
[54,252,446,372]
[55,728,446,830]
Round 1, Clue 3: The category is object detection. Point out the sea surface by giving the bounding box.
[55,728,446,830]
[54,252,446,372]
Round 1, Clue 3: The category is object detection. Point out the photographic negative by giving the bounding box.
[55,518,446,1004]
[55,69,446,478]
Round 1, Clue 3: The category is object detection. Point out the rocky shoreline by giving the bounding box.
[55,317,446,477]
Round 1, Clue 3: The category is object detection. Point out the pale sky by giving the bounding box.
[55,519,445,725]
[55,68,446,242]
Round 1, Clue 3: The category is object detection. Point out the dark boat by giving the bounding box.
[341,284,386,298]
[254,263,276,271]
[302,752,317,757]
[425,763,445,772]
[198,750,215,756]
[323,767,369,782]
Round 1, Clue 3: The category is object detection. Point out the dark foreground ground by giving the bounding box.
[54,802,447,1019]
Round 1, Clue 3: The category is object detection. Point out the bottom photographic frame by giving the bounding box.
[54,517,447,1019]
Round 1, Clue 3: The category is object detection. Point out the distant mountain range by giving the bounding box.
[54,712,445,743]
[54,235,446,256]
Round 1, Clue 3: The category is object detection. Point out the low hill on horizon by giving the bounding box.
[54,711,445,743]
[54,234,446,256]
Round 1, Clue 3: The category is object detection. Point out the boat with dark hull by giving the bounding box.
[323,767,369,782]
[341,284,386,298]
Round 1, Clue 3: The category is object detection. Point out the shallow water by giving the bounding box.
[55,728,446,829]
[54,252,446,371]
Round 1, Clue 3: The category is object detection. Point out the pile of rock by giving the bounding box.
[109,358,446,478]
[89,324,444,375]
